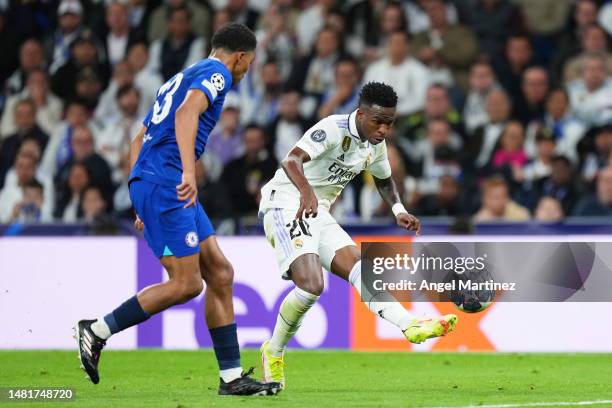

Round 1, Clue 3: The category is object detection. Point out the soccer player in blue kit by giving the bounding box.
[75,23,281,396]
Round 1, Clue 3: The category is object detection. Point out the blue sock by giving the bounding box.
[103,295,151,335]
[209,323,241,371]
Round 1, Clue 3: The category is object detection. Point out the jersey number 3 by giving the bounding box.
[151,73,184,124]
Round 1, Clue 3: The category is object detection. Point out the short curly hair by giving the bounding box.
[359,82,398,108]
[211,22,257,53]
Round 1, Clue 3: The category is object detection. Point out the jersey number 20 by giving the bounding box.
[151,73,184,124]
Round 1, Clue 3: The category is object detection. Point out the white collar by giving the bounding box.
[348,110,360,140]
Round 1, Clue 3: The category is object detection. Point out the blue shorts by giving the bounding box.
[129,178,214,258]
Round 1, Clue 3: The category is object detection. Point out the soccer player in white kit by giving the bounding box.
[258,82,458,388]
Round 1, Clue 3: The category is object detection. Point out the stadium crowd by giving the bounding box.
[0,0,611,229]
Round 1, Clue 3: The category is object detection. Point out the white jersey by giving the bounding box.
[259,110,392,213]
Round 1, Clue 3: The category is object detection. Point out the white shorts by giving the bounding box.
[262,208,356,278]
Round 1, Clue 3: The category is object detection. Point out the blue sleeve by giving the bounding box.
[189,67,232,105]
[142,107,153,127]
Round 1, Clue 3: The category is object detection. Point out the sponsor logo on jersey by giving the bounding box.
[311,129,327,142]
[185,231,199,247]
[336,154,345,162]
[328,162,357,186]
[142,133,152,143]
[342,136,351,152]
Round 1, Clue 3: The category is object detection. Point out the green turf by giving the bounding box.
[1,350,612,407]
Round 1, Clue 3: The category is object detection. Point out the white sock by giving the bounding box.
[349,261,414,331]
[90,318,112,340]
[220,367,243,383]
[268,287,319,357]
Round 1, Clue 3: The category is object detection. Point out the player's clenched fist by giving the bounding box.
[177,172,198,208]
[296,187,318,220]
[396,212,421,236]
[134,215,144,231]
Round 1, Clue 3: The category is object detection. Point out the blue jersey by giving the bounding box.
[130,58,233,187]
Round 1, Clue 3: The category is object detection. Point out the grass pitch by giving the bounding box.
[1,350,612,407]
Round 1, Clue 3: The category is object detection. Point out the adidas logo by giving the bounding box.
[336,154,345,162]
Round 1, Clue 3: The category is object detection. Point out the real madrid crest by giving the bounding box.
[342,136,351,152]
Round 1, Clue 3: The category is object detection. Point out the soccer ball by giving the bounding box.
[448,270,495,313]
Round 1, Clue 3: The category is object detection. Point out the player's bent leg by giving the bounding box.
[330,245,458,343]
[262,253,323,388]
[76,253,202,384]
[198,235,282,396]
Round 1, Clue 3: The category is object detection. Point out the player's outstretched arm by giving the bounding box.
[373,176,420,235]
[282,147,318,220]
[175,89,209,208]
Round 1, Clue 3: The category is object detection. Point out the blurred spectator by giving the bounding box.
[346,1,407,63]
[242,60,282,126]
[102,1,145,66]
[97,84,142,182]
[581,125,612,185]
[533,88,585,163]
[363,30,430,118]
[54,161,90,222]
[127,0,153,36]
[0,151,53,223]
[125,42,164,103]
[255,2,298,81]
[554,0,600,80]
[573,166,612,216]
[196,156,233,223]
[295,0,336,54]
[207,94,245,166]
[5,39,45,96]
[519,128,556,183]
[463,60,499,133]
[474,176,530,222]
[147,5,206,81]
[95,60,152,124]
[531,155,579,215]
[147,0,211,42]
[492,33,534,104]
[40,100,96,178]
[567,53,612,126]
[55,125,113,198]
[490,120,528,173]
[51,30,110,101]
[515,0,570,37]
[226,0,260,30]
[404,0,459,35]
[534,196,565,222]
[0,99,49,189]
[80,185,111,223]
[563,24,612,83]
[411,0,479,89]
[269,90,309,162]
[414,174,465,216]
[45,0,84,74]
[468,89,512,170]
[396,84,465,152]
[411,119,462,194]
[513,66,549,126]
[1,69,63,138]
[459,0,524,60]
[8,179,51,224]
[318,58,360,119]
[74,67,105,111]
[220,125,278,216]
[287,27,340,101]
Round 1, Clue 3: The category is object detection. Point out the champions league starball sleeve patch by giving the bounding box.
[310,129,327,142]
